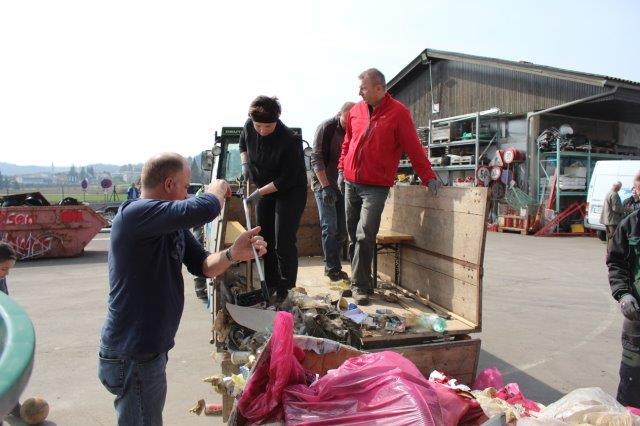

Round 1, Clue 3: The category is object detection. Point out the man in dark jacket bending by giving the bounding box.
[607,209,640,408]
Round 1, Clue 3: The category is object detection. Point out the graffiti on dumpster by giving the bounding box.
[0,212,36,225]
[1,232,64,260]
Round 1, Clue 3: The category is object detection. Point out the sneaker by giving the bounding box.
[324,271,349,282]
[337,270,350,281]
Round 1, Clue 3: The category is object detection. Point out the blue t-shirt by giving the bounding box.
[100,194,220,355]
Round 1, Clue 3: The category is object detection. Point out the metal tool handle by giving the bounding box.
[242,198,266,283]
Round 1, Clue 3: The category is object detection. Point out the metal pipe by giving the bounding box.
[431,107,500,124]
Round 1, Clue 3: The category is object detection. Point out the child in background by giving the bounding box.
[0,241,17,295]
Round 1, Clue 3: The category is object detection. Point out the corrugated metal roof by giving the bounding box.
[387,49,640,91]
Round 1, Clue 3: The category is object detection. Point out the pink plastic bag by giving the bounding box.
[472,367,505,390]
[283,351,486,425]
[237,311,312,423]
[495,383,541,414]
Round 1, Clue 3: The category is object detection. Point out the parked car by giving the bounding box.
[585,160,640,240]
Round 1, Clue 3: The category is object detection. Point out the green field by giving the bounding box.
[2,186,128,204]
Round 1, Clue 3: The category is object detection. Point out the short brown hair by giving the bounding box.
[358,68,386,86]
[0,242,17,262]
[141,153,186,190]
[248,96,281,123]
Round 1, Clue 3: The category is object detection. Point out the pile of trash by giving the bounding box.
[214,279,449,354]
[203,311,640,425]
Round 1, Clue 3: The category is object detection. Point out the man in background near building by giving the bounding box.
[338,68,440,305]
[601,180,624,251]
[126,182,140,200]
[310,101,355,282]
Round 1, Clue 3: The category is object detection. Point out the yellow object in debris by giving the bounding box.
[329,279,350,291]
[570,223,585,233]
[231,373,246,391]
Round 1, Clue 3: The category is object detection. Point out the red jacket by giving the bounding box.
[338,94,436,187]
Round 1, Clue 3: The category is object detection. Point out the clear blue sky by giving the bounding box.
[1,0,639,166]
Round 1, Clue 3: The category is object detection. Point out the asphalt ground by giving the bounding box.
[3,231,622,424]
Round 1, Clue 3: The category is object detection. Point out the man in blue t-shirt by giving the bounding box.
[98,152,266,425]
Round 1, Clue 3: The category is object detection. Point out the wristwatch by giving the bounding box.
[225,248,235,263]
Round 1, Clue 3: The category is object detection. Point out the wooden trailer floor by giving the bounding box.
[294,256,476,347]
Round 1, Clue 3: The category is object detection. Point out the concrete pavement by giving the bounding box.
[3,231,622,424]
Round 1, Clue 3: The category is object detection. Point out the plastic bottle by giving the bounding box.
[418,314,447,333]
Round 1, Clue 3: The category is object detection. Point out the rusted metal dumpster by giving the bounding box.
[0,193,108,260]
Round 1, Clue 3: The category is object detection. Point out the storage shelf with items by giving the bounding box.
[427,109,501,186]
[536,125,640,216]
[534,117,640,235]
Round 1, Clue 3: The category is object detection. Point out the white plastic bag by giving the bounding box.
[533,387,640,426]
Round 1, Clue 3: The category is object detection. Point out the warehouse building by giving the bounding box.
[387,49,640,221]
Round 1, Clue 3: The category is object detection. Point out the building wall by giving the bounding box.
[390,60,608,128]
[620,122,640,147]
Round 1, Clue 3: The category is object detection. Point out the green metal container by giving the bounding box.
[0,291,35,418]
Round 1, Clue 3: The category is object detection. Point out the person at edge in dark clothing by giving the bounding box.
[98,152,267,425]
[607,207,640,409]
[240,96,308,302]
[623,172,640,215]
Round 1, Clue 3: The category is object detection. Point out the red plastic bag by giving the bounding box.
[472,367,505,390]
[237,311,312,423]
[283,351,485,425]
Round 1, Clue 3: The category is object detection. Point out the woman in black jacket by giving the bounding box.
[240,96,308,301]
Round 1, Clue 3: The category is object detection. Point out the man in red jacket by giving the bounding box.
[338,68,439,304]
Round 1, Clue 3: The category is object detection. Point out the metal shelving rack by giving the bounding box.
[537,146,640,214]
[427,109,500,185]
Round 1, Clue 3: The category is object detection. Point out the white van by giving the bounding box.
[585,160,640,239]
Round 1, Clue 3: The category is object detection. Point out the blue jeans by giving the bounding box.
[345,182,389,288]
[314,189,346,274]
[98,347,168,426]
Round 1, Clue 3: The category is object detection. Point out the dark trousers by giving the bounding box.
[618,318,640,407]
[345,182,389,288]
[606,224,618,252]
[314,189,346,274]
[98,347,168,426]
[256,185,307,295]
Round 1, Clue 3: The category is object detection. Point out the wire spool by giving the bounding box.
[503,148,524,164]
[490,166,503,181]
[477,166,490,186]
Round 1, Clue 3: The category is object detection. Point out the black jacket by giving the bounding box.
[607,210,640,301]
[239,119,307,192]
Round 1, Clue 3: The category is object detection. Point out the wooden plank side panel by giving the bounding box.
[386,186,488,216]
[378,253,479,326]
[381,204,486,264]
[371,338,481,385]
[402,246,480,284]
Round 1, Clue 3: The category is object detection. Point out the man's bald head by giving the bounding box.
[141,153,188,191]
[339,102,356,128]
